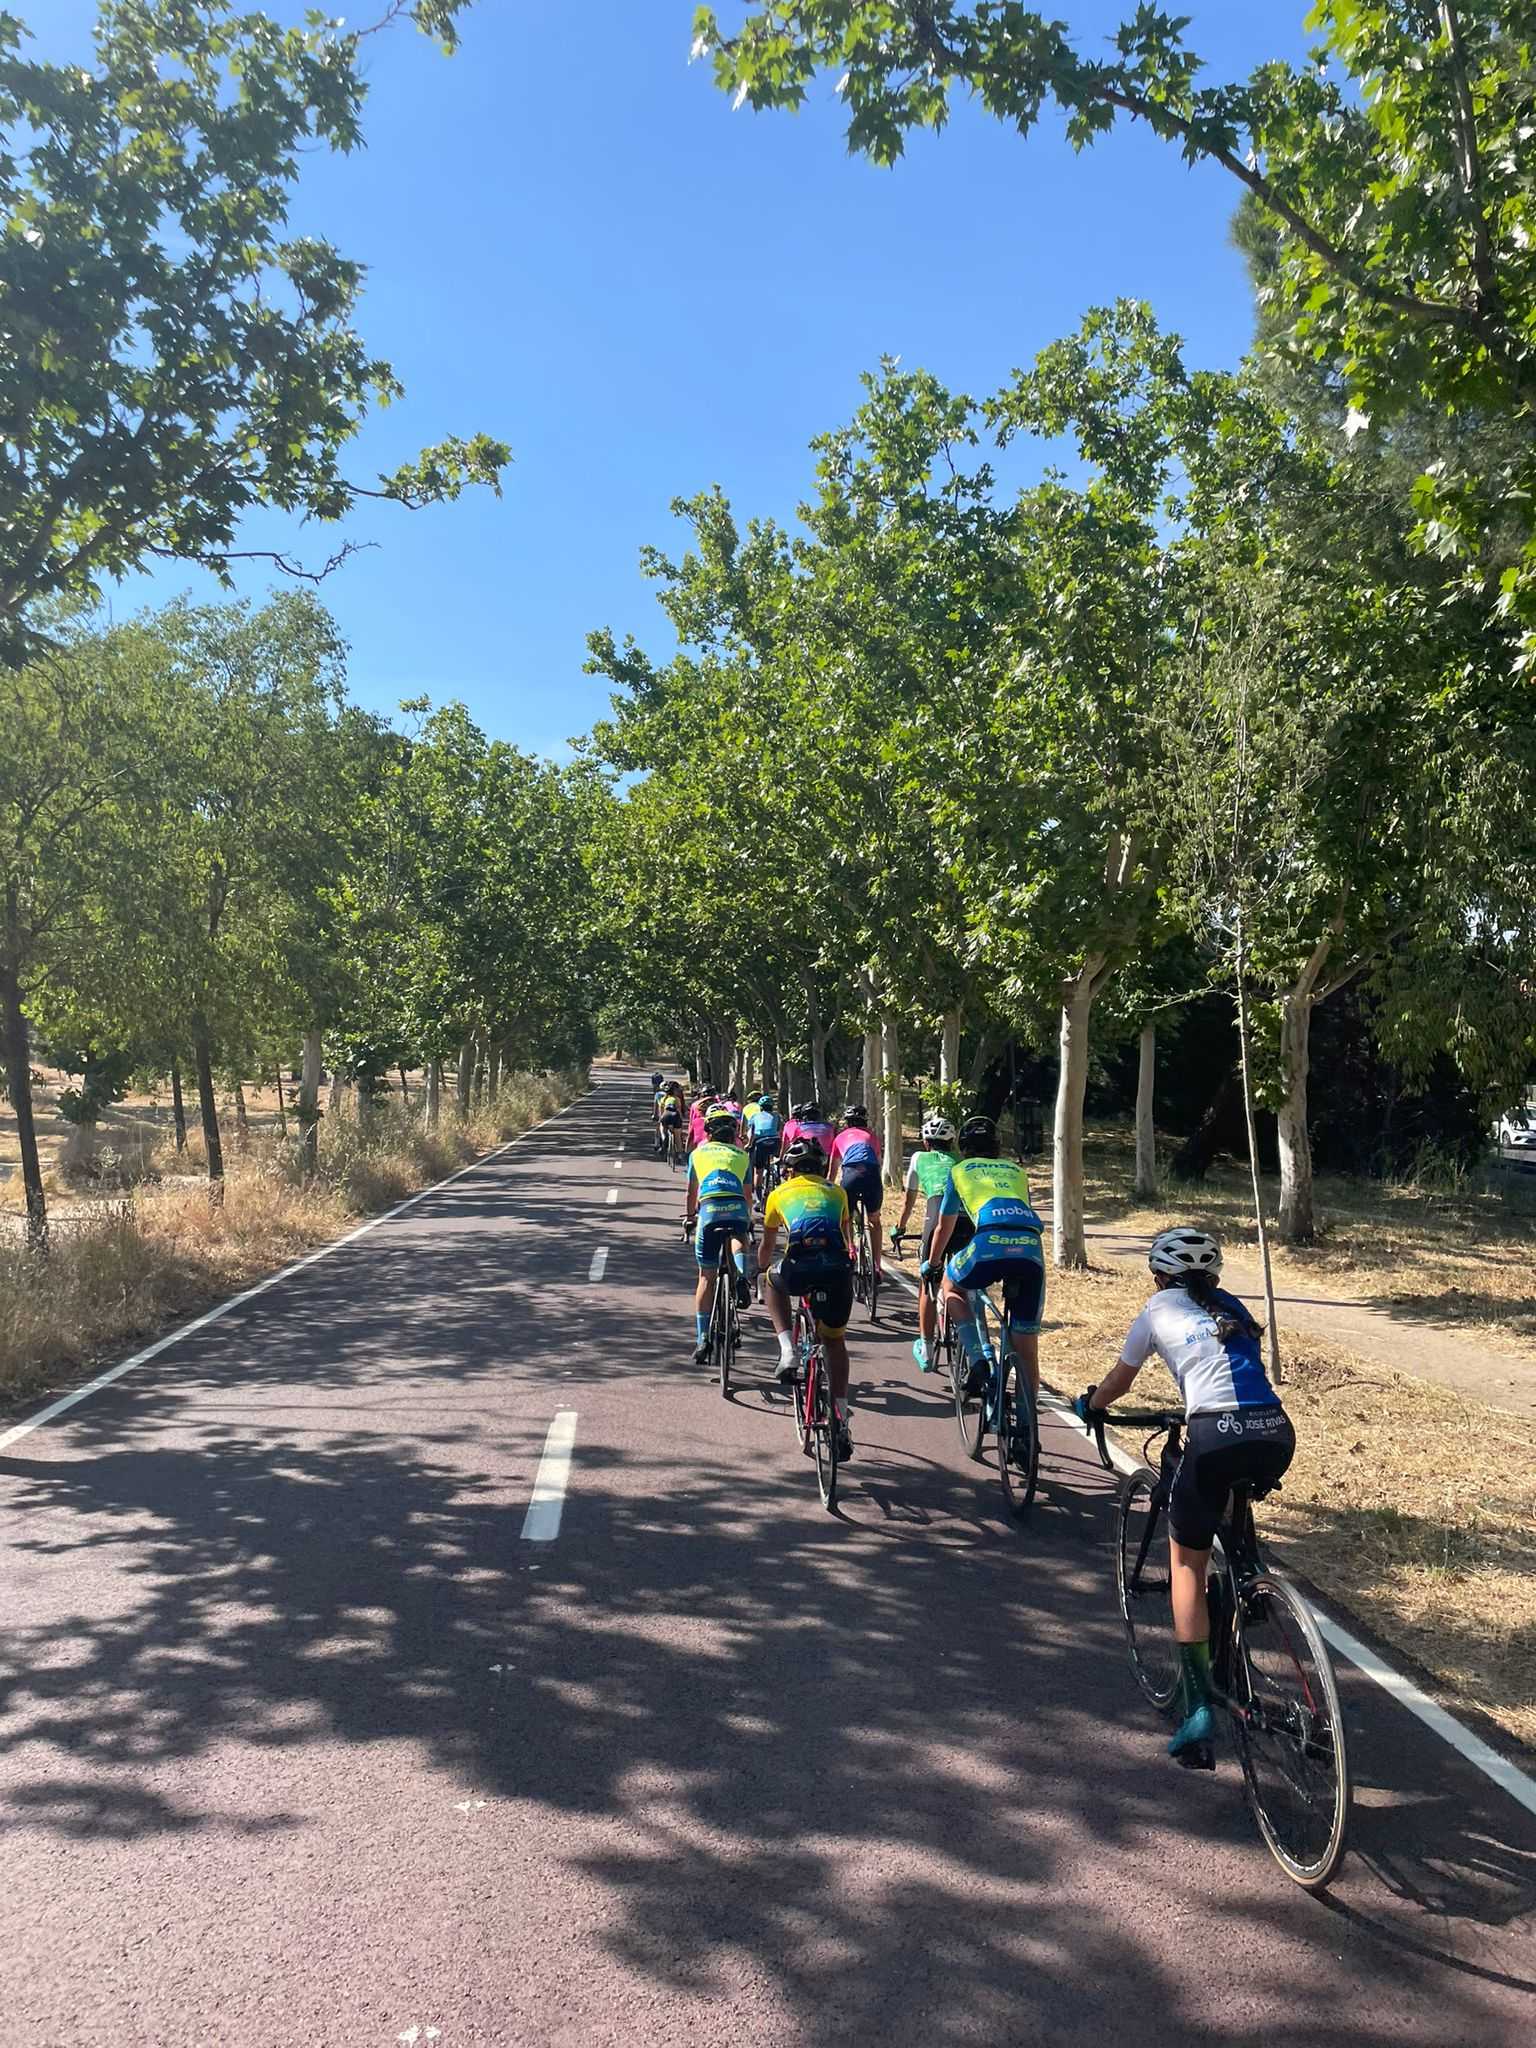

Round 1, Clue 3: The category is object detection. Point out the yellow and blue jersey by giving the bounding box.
[764,1173,848,1258]
[940,1158,1039,1235]
[690,1140,750,1213]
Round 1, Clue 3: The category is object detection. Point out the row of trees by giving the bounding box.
[2,594,602,1244]
[583,291,1535,1263]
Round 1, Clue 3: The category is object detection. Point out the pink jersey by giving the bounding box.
[830,1125,882,1175]
[781,1116,836,1154]
[688,1103,709,1148]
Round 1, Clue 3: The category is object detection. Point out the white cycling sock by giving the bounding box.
[777,1331,795,1366]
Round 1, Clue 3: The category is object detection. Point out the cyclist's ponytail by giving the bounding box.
[1183,1268,1261,1346]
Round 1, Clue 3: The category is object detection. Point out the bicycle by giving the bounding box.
[788,1295,840,1511]
[665,1120,687,1171]
[1085,1405,1350,1890]
[701,1225,744,1398]
[848,1191,880,1321]
[947,1282,1038,1519]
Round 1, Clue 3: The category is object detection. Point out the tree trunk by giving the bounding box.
[1276,989,1316,1244]
[880,1012,902,1169]
[273,1071,288,1141]
[191,1014,224,1200]
[426,1058,442,1133]
[730,1040,747,1100]
[456,1038,474,1116]
[966,1028,998,1092]
[398,1063,411,1106]
[939,1005,962,1088]
[487,1039,502,1104]
[1052,967,1101,1269]
[0,936,47,1250]
[1133,1019,1157,1200]
[299,1029,322,1174]
[233,1079,250,1152]
[1170,1067,1243,1181]
[170,1058,188,1154]
[1236,942,1284,1383]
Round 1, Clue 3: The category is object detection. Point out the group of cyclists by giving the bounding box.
[647,1067,1296,1768]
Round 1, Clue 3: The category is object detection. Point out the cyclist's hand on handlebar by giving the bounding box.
[1071,1386,1100,1427]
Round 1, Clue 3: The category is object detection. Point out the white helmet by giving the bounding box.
[1148,1228,1221,1279]
[921,1114,957,1145]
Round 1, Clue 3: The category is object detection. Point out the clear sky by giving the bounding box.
[38,2,1313,755]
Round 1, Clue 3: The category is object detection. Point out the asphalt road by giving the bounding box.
[5,1067,1535,2047]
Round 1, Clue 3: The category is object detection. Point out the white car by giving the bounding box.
[1495,1111,1536,1148]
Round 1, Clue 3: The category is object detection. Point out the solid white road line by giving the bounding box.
[881,1260,1536,1816]
[521,1410,578,1542]
[588,1247,608,1282]
[605,1188,618,1205]
[0,1086,598,1455]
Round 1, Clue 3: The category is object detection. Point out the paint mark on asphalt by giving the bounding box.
[521,1410,577,1542]
[588,1247,608,1281]
[605,1187,618,1205]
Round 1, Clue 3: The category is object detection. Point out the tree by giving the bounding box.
[0,0,505,659]
[695,2,1536,645]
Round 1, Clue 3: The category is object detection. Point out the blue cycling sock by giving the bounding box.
[733,1250,747,1279]
[957,1320,985,1365]
[695,1311,710,1344]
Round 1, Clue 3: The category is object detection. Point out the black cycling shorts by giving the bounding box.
[769,1251,854,1337]
[838,1165,883,1220]
[1169,1408,1296,1549]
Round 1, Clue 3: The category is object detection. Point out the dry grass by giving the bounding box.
[0,1072,583,1410]
[1081,1124,1536,1360]
[1039,1258,1536,1752]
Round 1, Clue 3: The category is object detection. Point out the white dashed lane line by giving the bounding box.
[521,1411,578,1543]
[605,1188,618,1205]
[588,1248,608,1282]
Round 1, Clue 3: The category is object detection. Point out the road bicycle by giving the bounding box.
[788,1295,840,1511]
[1086,1406,1350,1890]
[946,1281,1038,1519]
[665,1121,687,1171]
[848,1191,880,1321]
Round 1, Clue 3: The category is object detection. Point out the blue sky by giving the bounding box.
[39,2,1312,755]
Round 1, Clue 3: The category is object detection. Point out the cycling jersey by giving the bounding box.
[781,1117,835,1154]
[829,1126,882,1175]
[939,1157,1037,1232]
[690,1140,750,1213]
[764,1174,848,1258]
[1118,1286,1278,1415]
[745,1108,782,1146]
[904,1148,956,1202]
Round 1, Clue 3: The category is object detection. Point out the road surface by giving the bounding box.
[4,1068,1535,2046]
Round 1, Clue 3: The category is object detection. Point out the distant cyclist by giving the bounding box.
[829,1105,884,1287]
[890,1112,957,1371]
[1075,1229,1294,1766]
[657,1085,685,1159]
[927,1114,1045,1399]
[759,1136,856,1460]
[744,1093,782,1189]
[684,1106,755,1364]
[779,1099,835,1159]
[687,1090,716,1154]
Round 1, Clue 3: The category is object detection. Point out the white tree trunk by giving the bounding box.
[1052,969,1100,1270]
[880,1011,902,1170]
[456,1038,473,1115]
[1133,1019,1157,1200]
[1236,945,1284,1382]
[426,1057,442,1133]
[939,1005,962,1088]
[1276,989,1316,1244]
[299,1029,322,1173]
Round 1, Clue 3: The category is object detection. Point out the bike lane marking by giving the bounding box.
[881,1259,1536,1820]
[588,1248,608,1282]
[605,1188,618,1205]
[521,1410,578,1543]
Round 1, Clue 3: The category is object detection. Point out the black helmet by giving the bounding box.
[957,1113,1000,1157]
[791,1101,818,1121]
[783,1136,827,1176]
[840,1104,869,1127]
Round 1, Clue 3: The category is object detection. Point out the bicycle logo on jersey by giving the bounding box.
[1216,1414,1246,1436]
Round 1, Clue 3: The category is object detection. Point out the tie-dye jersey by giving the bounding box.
[829,1126,881,1175]
[764,1173,849,1257]
[781,1117,836,1154]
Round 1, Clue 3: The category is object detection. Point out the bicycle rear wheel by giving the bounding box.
[811,1363,839,1511]
[1231,1572,1350,1890]
[995,1358,1039,1518]
[1116,1470,1179,1708]
[792,1307,813,1454]
[952,1347,986,1461]
[714,1264,733,1398]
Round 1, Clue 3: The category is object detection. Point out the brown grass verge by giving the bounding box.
[0,1071,583,1411]
[1080,1125,1536,1362]
[1035,1258,1536,1754]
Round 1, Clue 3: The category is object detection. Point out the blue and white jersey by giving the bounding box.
[1118,1285,1276,1414]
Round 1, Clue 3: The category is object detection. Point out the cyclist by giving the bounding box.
[657,1085,685,1161]
[890,1112,958,1371]
[779,1099,835,1159]
[744,1093,782,1192]
[829,1105,884,1288]
[684,1106,755,1364]
[652,1075,676,1153]
[1074,1229,1295,1766]
[687,1089,716,1154]
[759,1135,856,1460]
[927,1114,1046,1399]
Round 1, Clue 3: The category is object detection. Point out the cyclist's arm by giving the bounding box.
[927,1209,957,1264]
[1085,1357,1138,1411]
[757,1220,778,1271]
[683,1162,699,1227]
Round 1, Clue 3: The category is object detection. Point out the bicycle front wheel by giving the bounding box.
[995,1360,1039,1519]
[812,1367,839,1511]
[1116,1470,1179,1708]
[1231,1572,1350,1890]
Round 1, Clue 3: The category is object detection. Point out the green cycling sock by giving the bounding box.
[1178,1639,1213,1716]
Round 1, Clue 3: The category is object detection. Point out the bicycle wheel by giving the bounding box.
[952,1344,986,1461]
[811,1363,839,1511]
[1116,1470,1179,1708]
[792,1309,812,1454]
[1230,1571,1350,1889]
[995,1357,1039,1519]
[852,1214,869,1308]
[714,1266,733,1398]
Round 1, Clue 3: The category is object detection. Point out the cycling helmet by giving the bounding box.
[957,1114,999,1156]
[840,1104,869,1128]
[921,1114,957,1145]
[704,1108,739,1138]
[790,1101,817,1121]
[1148,1228,1221,1279]
[650,1072,663,1088]
[782,1136,827,1176]
[757,1093,775,1110]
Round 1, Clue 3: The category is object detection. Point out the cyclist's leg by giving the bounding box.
[864,1174,885,1275]
[999,1257,1045,1399]
[1165,1422,1230,1757]
[728,1227,751,1305]
[941,1238,987,1388]
[692,1219,720,1360]
[765,1259,797,1377]
[808,1263,855,1444]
